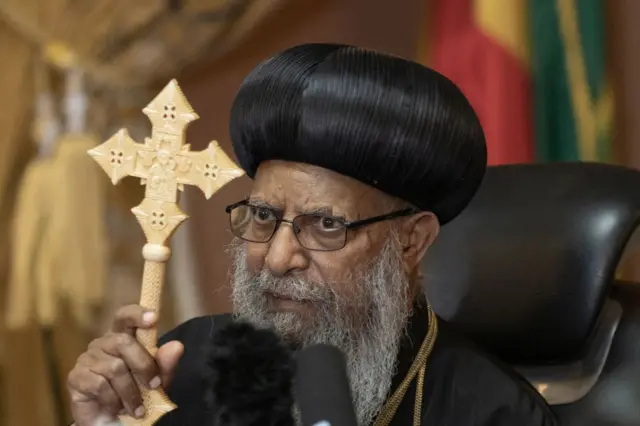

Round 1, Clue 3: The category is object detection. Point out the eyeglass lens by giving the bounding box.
[228,204,347,251]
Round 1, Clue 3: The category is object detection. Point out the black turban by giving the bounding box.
[229,43,487,225]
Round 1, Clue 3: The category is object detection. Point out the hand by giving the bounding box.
[67,305,184,426]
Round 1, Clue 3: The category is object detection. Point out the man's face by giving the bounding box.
[230,160,421,425]
[240,160,397,326]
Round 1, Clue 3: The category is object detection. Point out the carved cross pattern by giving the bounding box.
[88,79,245,244]
[87,79,245,425]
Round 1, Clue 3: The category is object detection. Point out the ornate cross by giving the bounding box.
[88,79,244,425]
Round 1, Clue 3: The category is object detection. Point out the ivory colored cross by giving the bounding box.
[88,79,244,425]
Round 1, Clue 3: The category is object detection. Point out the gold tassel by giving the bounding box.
[6,60,59,329]
[6,159,55,329]
[47,133,108,330]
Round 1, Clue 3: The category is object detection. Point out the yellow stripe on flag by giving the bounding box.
[596,81,614,146]
[473,0,530,66]
[556,0,613,161]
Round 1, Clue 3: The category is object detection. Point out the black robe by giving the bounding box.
[156,304,558,426]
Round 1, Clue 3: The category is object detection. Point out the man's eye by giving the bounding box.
[251,207,275,223]
[319,216,341,230]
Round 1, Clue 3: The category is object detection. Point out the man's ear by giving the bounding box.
[399,212,440,273]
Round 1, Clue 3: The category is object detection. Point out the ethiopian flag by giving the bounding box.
[530,0,613,162]
[430,0,533,165]
[429,0,612,164]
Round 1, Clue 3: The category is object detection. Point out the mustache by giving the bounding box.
[249,267,337,304]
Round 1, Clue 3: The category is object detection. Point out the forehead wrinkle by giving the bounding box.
[279,168,340,214]
[253,160,388,219]
[296,181,381,220]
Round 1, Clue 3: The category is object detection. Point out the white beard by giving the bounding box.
[229,236,412,426]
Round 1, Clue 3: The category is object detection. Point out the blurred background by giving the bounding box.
[0,0,637,425]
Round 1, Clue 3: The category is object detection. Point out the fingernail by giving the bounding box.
[134,405,145,418]
[149,376,161,389]
[142,311,156,325]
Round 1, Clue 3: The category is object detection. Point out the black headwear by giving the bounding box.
[229,43,487,225]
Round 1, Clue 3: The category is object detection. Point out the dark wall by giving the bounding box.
[179,0,426,313]
[608,0,640,280]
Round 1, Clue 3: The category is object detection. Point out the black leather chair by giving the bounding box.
[423,162,640,426]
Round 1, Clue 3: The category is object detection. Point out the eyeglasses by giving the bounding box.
[225,199,420,252]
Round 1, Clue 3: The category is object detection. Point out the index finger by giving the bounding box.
[111,305,157,334]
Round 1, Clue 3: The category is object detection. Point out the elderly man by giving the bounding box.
[68,44,557,426]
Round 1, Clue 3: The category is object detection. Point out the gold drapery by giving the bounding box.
[0,22,63,426]
[0,21,35,304]
[0,27,36,424]
[0,0,287,88]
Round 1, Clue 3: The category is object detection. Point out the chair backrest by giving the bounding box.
[552,282,640,425]
[423,162,640,412]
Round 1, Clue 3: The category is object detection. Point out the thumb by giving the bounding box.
[156,340,184,390]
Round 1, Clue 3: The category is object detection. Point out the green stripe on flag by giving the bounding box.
[530,0,612,162]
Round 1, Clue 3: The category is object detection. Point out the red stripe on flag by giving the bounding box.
[430,0,533,165]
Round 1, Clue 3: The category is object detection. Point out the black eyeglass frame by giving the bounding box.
[224,199,421,250]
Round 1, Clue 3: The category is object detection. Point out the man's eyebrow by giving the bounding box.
[305,205,348,220]
[247,197,274,208]
[305,205,334,216]
[247,198,346,219]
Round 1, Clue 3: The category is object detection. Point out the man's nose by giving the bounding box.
[265,221,308,277]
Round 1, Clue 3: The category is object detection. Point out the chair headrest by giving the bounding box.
[424,162,640,364]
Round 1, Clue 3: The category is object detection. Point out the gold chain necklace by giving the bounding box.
[373,305,438,426]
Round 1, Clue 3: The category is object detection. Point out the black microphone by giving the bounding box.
[157,321,295,426]
[205,321,295,426]
[294,344,358,426]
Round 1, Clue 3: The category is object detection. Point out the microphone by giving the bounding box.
[205,321,295,426]
[294,344,357,426]
[157,321,295,426]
